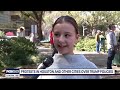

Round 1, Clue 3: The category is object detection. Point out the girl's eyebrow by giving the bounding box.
[54,31,59,33]
[54,31,72,34]
[65,32,72,33]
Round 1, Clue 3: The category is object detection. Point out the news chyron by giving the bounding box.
[5,68,20,78]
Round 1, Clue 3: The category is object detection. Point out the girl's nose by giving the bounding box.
[58,35,65,42]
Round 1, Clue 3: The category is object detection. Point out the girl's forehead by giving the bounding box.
[54,22,74,27]
[53,23,75,33]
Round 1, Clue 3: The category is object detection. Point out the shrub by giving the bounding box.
[75,37,96,51]
[0,37,41,70]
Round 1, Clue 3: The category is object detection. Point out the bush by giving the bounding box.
[75,37,96,52]
[0,30,5,38]
[0,37,41,70]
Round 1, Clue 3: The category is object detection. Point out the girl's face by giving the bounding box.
[53,22,79,55]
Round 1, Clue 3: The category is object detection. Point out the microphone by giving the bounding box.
[37,56,54,69]
[31,56,54,79]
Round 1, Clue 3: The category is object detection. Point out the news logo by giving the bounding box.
[5,69,20,78]
[6,68,19,74]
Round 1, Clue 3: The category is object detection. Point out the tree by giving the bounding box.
[20,11,120,38]
[20,11,45,40]
[90,11,120,30]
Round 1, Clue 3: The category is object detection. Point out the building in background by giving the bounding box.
[0,11,11,24]
[0,11,31,36]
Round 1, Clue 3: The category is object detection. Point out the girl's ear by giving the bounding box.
[75,34,80,44]
[76,34,80,40]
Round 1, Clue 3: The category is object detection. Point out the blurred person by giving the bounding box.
[100,31,106,53]
[92,27,97,37]
[17,26,25,37]
[106,24,117,69]
[112,36,120,67]
[95,30,101,53]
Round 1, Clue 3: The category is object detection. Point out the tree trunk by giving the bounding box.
[33,11,44,41]
[20,11,44,40]
[37,22,43,40]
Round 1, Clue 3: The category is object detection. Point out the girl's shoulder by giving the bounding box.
[64,54,98,68]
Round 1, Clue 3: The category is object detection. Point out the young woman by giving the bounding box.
[37,16,100,79]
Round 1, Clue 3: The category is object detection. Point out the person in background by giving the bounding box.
[17,26,25,37]
[100,31,106,53]
[92,27,97,37]
[95,30,101,53]
[37,15,100,79]
[112,36,120,67]
[106,23,117,69]
[29,32,34,42]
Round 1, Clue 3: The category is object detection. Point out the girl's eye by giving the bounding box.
[65,34,70,38]
[54,33,60,37]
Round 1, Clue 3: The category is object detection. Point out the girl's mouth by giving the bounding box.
[58,44,67,48]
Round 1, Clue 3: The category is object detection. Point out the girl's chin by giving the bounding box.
[58,51,67,54]
[58,51,73,55]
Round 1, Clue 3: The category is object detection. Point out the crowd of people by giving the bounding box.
[95,24,120,69]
